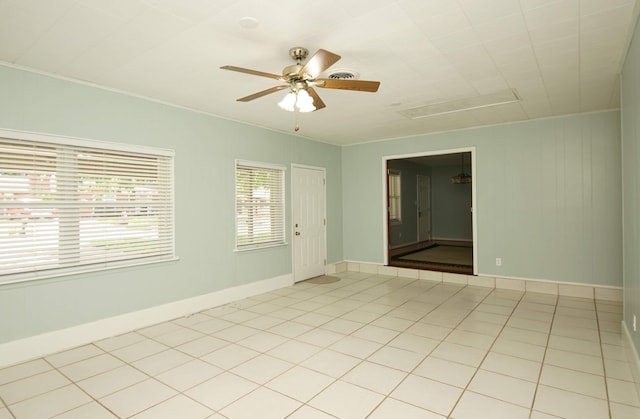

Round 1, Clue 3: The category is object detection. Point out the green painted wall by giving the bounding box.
[0,65,343,344]
[0,60,628,348]
[621,16,640,357]
[343,112,622,286]
[431,164,473,241]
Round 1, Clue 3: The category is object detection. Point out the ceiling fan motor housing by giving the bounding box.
[284,47,310,81]
[282,64,304,79]
[220,46,380,111]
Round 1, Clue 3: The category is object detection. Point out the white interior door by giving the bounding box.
[417,175,431,242]
[292,166,326,282]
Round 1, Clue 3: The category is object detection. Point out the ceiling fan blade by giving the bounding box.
[220,65,282,80]
[237,85,289,102]
[316,78,380,92]
[300,49,341,79]
[306,87,326,111]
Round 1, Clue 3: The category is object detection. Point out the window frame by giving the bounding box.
[234,159,287,251]
[388,169,402,224]
[0,129,176,285]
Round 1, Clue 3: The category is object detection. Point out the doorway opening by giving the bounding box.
[383,149,477,275]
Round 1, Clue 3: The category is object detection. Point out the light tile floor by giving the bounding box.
[1,272,639,418]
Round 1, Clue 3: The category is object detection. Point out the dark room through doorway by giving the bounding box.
[386,151,474,275]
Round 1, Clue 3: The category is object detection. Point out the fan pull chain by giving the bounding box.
[294,94,300,131]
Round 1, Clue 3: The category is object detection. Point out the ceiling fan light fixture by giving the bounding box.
[278,92,296,112]
[295,89,316,112]
[451,153,472,184]
[278,89,316,113]
[451,173,472,184]
[221,47,380,114]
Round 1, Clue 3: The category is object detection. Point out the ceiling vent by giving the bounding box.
[399,89,521,120]
[327,69,360,80]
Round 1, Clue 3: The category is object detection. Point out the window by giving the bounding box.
[0,131,175,283]
[235,160,285,250]
[388,170,402,222]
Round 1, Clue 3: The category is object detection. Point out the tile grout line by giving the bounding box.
[0,274,632,418]
[240,273,415,418]
[361,282,473,417]
[445,287,528,418]
[525,296,620,417]
[300,283,534,417]
[287,276,449,418]
[42,353,121,419]
[110,307,280,417]
[116,347,217,419]
[0,393,17,419]
[274,278,464,417]
[173,273,396,417]
[328,283,498,417]
[49,331,238,418]
[526,292,558,419]
[595,299,614,419]
[538,354,627,398]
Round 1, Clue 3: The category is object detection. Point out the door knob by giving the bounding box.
[295,232,301,236]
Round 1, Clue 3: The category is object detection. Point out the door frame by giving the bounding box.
[416,174,431,243]
[381,147,478,275]
[291,163,327,282]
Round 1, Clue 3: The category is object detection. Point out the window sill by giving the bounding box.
[234,242,288,252]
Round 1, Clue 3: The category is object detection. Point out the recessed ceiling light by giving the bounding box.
[238,17,259,29]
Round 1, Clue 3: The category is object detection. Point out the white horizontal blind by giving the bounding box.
[0,135,174,282]
[235,161,285,250]
[388,171,401,222]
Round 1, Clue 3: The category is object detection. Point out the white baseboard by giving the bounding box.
[0,274,293,369]
[622,320,640,403]
[331,261,622,302]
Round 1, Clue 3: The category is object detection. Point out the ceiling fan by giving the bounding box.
[220,47,381,114]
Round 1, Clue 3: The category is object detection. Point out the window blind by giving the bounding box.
[235,160,285,250]
[0,134,175,283]
[388,171,401,222]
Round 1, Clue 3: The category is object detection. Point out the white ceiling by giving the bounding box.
[0,0,637,146]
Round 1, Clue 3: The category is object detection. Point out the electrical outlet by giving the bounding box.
[496,258,502,267]
[634,315,637,332]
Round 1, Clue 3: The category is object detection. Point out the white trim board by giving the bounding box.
[0,274,293,369]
